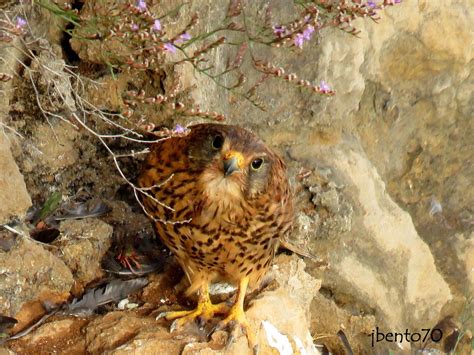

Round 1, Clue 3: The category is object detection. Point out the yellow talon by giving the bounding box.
[159,277,258,353]
[157,286,229,331]
[216,277,258,353]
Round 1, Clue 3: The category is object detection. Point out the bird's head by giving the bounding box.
[186,124,285,203]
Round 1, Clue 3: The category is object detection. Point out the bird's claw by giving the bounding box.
[170,319,181,333]
[159,301,229,332]
[156,311,171,321]
[215,308,257,352]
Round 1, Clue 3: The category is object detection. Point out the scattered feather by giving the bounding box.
[66,278,148,316]
[53,201,110,221]
[102,253,165,276]
[337,330,354,355]
[430,316,461,353]
[429,197,443,216]
[0,230,17,252]
[0,315,17,334]
[102,233,168,276]
[279,239,328,268]
[4,308,59,342]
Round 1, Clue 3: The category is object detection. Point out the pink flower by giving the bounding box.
[136,0,147,12]
[152,19,161,32]
[174,32,191,44]
[180,32,191,41]
[293,25,315,48]
[130,23,139,31]
[163,42,176,53]
[173,124,185,134]
[294,33,304,48]
[273,25,286,37]
[319,80,331,92]
[15,16,26,29]
[302,25,314,41]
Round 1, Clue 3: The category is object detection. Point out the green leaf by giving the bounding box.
[38,191,62,221]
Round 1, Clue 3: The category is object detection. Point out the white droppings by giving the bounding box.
[117,298,129,310]
[262,320,293,355]
[293,336,308,355]
[209,282,236,295]
[126,302,139,309]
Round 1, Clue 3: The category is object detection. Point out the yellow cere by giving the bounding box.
[224,151,245,169]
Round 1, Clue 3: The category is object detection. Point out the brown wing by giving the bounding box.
[137,135,198,229]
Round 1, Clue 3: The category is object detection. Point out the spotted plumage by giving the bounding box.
[137,123,293,348]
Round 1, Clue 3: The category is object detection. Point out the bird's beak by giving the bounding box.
[223,151,243,177]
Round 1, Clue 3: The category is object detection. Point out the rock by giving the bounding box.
[108,324,200,355]
[351,2,472,302]
[290,141,452,351]
[452,232,474,295]
[8,318,88,354]
[0,135,31,224]
[310,292,376,354]
[32,120,79,174]
[0,238,73,325]
[269,255,320,314]
[0,347,15,355]
[84,311,203,354]
[56,219,113,292]
[85,312,162,354]
[50,255,320,355]
[0,34,31,225]
[182,255,321,355]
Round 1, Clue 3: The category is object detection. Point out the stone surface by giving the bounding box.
[310,292,376,354]
[32,120,79,174]
[0,238,73,320]
[0,135,32,224]
[85,312,161,354]
[180,255,321,355]
[0,348,14,355]
[289,140,452,351]
[9,318,88,354]
[5,255,320,354]
[108,255,320,355]
[56,218,113,293]
[0,35,32,224]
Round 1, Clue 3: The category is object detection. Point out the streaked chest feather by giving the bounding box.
[198,169,247,221]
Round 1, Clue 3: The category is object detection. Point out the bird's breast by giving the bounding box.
[197,169,247,222]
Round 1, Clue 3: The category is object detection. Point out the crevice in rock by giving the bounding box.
[319,285,376,318]
[60,25,80,65]
[59,0,84,65]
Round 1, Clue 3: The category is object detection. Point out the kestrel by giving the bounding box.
[137,123,294,349]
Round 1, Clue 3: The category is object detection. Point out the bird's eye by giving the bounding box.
[212,135,224,150]
[251,158,264,170]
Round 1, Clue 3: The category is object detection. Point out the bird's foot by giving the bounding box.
[116,247,142,271]
[157,300,229,332]
[215,305,258,354]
